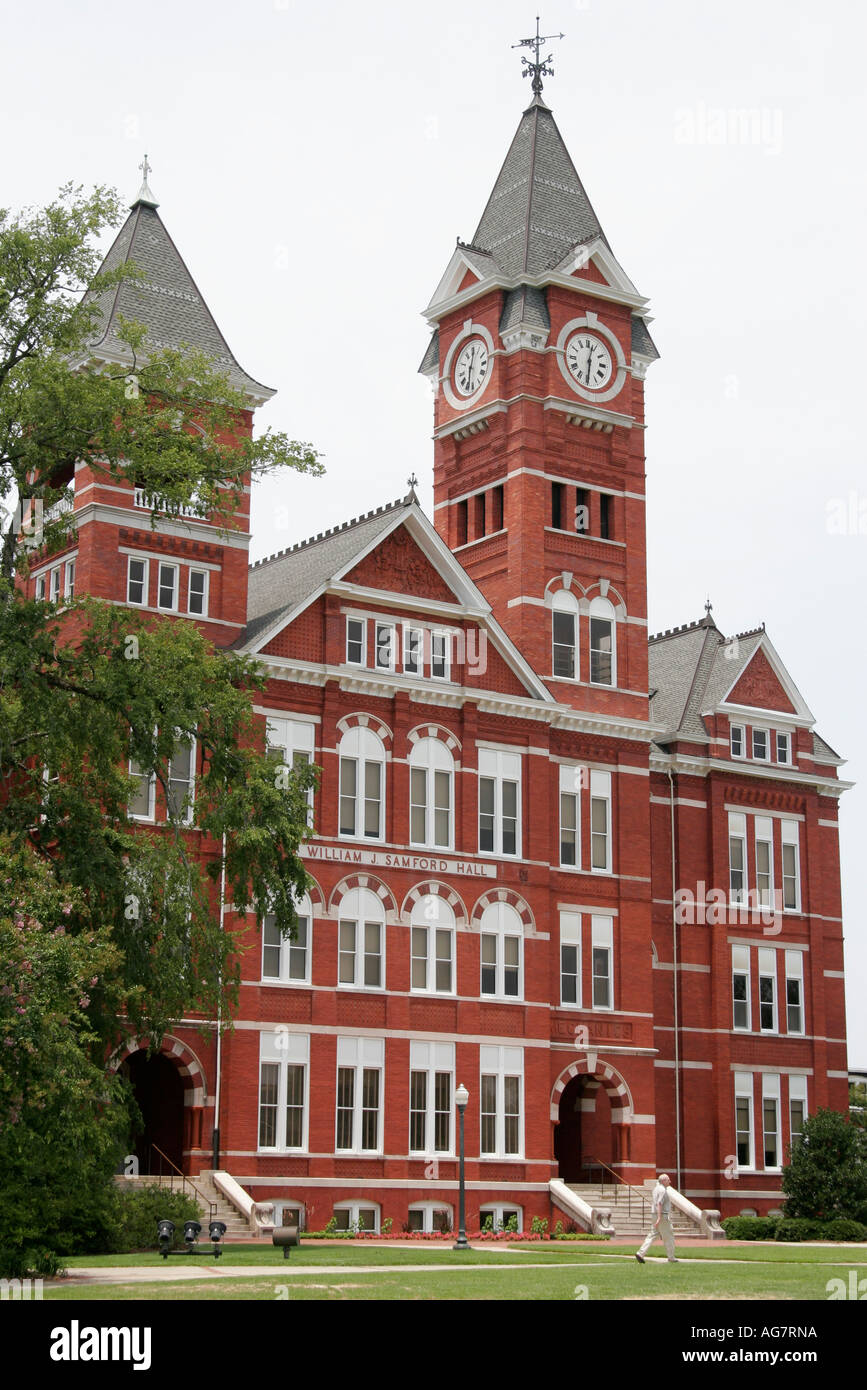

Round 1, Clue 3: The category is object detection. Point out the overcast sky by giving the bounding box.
[5,0,865,1062]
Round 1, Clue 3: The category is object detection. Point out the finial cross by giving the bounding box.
[512,16,564,96]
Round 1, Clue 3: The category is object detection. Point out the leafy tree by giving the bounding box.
[781,1107,867,1224]
[0,186,323,1272]
[850,1082,867,1131]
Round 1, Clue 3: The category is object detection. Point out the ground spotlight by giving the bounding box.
[184,1219,202,1250]
[157,1219,175,1260]
[209,1219,227,1258]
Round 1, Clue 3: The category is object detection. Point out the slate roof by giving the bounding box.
[500,284,550,334]
[82,195,273,400]
[471,98,610,278]
[418,330,439,375]
[632,316,659,360]
[239,496,410,650]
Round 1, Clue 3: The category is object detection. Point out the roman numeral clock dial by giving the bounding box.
[566,333,613,390]
[454,338,489,397]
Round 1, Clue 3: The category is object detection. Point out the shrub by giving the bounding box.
[530,1216,549,1236]
[108,1185,202,1253]
[722,1216,780,1241]
[782,1108,867,1224]
[774,1218,825,1242]
[822,1219,867,1242]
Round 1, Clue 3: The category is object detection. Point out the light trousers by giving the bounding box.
[637,1215,677,1260]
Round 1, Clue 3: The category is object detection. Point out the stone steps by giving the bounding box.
[114,1173,254,1240]
[565,1183,698,1236]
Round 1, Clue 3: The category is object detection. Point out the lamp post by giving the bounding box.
[454,1083,469,1250]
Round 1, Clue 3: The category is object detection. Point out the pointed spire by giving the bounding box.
[405,473,419,504]
[132,154,159,209]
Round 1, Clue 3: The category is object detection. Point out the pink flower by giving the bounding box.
[90,976,98,986]
[53,925,65,936]
[78,995,90,1008]
[61,904,72,916]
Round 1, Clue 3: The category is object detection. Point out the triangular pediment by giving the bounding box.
[552,238,641,300]
[426,245,496,314]
[344,526,459,604]
[716,635,814,721]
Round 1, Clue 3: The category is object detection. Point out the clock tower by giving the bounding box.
[420,46,658,722]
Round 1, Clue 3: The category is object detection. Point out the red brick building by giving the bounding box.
[27,91,850,1233]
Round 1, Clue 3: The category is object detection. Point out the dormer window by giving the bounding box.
[730,724,745,759]
[776,732,791,765]
[346,617,365,665]
[752,728,769,761]
[375,623,395,671]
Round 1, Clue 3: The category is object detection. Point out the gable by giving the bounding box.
[261,596,326,662]
[724,646,797,714]
[458,267,480,293]
[343,525,458,604]
[572,258,609,285]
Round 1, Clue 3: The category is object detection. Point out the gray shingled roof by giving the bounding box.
[239,497,410,650]
[632,316,659,360]
[471,99,609,278]
[83,197,273,399]
[500,284,550,334]
[418,330,439,375]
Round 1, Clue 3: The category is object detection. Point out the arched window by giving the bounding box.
[262,891,312,984]
[338,887,385,989]
[339,726,385,840]
[410,896,455,994]
[409,738,454,849]
[551,588,579,679]
[479,901,524,1000]
[589,596,616,687]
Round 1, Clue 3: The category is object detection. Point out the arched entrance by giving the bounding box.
[551,1058,634,1181]
[124,1051,185,1172]
[554,1075,615,1181]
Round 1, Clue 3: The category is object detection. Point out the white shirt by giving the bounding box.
[652,1182,672,1219]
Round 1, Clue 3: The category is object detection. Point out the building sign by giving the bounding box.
[301,843,497,878]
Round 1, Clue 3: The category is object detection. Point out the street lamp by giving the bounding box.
[454,1083,469,1250]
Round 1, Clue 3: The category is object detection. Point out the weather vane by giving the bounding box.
[139,154,151,183]
[512,16,564,96]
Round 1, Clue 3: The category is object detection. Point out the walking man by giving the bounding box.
[635,1173,678,1263]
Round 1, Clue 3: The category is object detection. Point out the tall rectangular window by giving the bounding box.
[781,820,800,912]
[262,909,310,984]
[589,616,613,686]
[64,559,76,599]
[754,816,774,909]
[762,1073,781,1170]
[785,950,804,1034]
[574,487,588,533]
[188,568,208,616]
[552,609,577,678]
[158,562,178,611]
[457,499,468,546]
[36,574,46,601]
[730,724,745,758]
[479,1046,523,1158]
[346,617,365,665]
[258,1033,308,1152]
[166,735,195,824]
[789,1075,808,1147]
[591,915,614,1010]
[728,812,747,904]
[127,557,148,606]
[590,770,611,872]
[128,754,155,821]
[758,947,777,1032]
[732,944,751,1030]
[560,912,581,1007]
[338,918,383,989]
[408,1042,454,1155]
[551,481,564,529]
[403,626,423,675]
[50,566,61,602]
[478,749,521,857]
[599,493,611,540]
[335,1037,383,1153]
[375,623,395,671]
[752,728,768,761]
[559,765,581,866]
[776,732,791,764]
[735,1072,754,1170]
[430,630,450,680]
[491,484,504,532]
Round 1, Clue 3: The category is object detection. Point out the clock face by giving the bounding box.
[565,332,613,391]
[454,338,489,397]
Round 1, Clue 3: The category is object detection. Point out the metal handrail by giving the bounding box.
[149,1143,217,1222]
[583,1155,651,1222]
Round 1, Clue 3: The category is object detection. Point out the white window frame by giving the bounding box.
[261,892,313,985]
[335,1036,384,1155]
[758,946,777,1033]
[337,887,385,991]
[762,1073,781,1172]
[187,567,209,617]
[776,731,791,765]
[551,590,579,680]
[430,629,451,681]
[788,1075,808,1147]
[732,944,751,1031]
[559,764,581,867]
[128,752,156,822]
[166,733,196,825]
[257,1032,308,1153]
[730,724,745,759]
[785,949,804,1035]
[63,558,76,599]
[409,738,454,850]
[407,1203,454,1234]
[127,556,149,606]
[479,901,523,1001]
[267,717,316,826]
[479,1204,523,1233]
[403,625,423,676]
[735,1072,755,1172]
[477,748,521,858]
[560,911,582,1008]
[751,727,769,761]
[157,561,179,611]
[410,897,455,996]
[591,914,614,1011]
[479,1045,523,1159]
[50,566,61,602]
[754,815,774,910]
[346,617,366,666]
[338,725,385,841]
[408,1040,455,1156]
[374,621,395,672]
[781,819,801,912]
[728,811,748,905]
[332,1202,380,1233]
[588,596,616,688]
[589,770,612,873]
[35,573,46,601]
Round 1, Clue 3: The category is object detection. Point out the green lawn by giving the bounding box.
[43,1242,867,1300]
